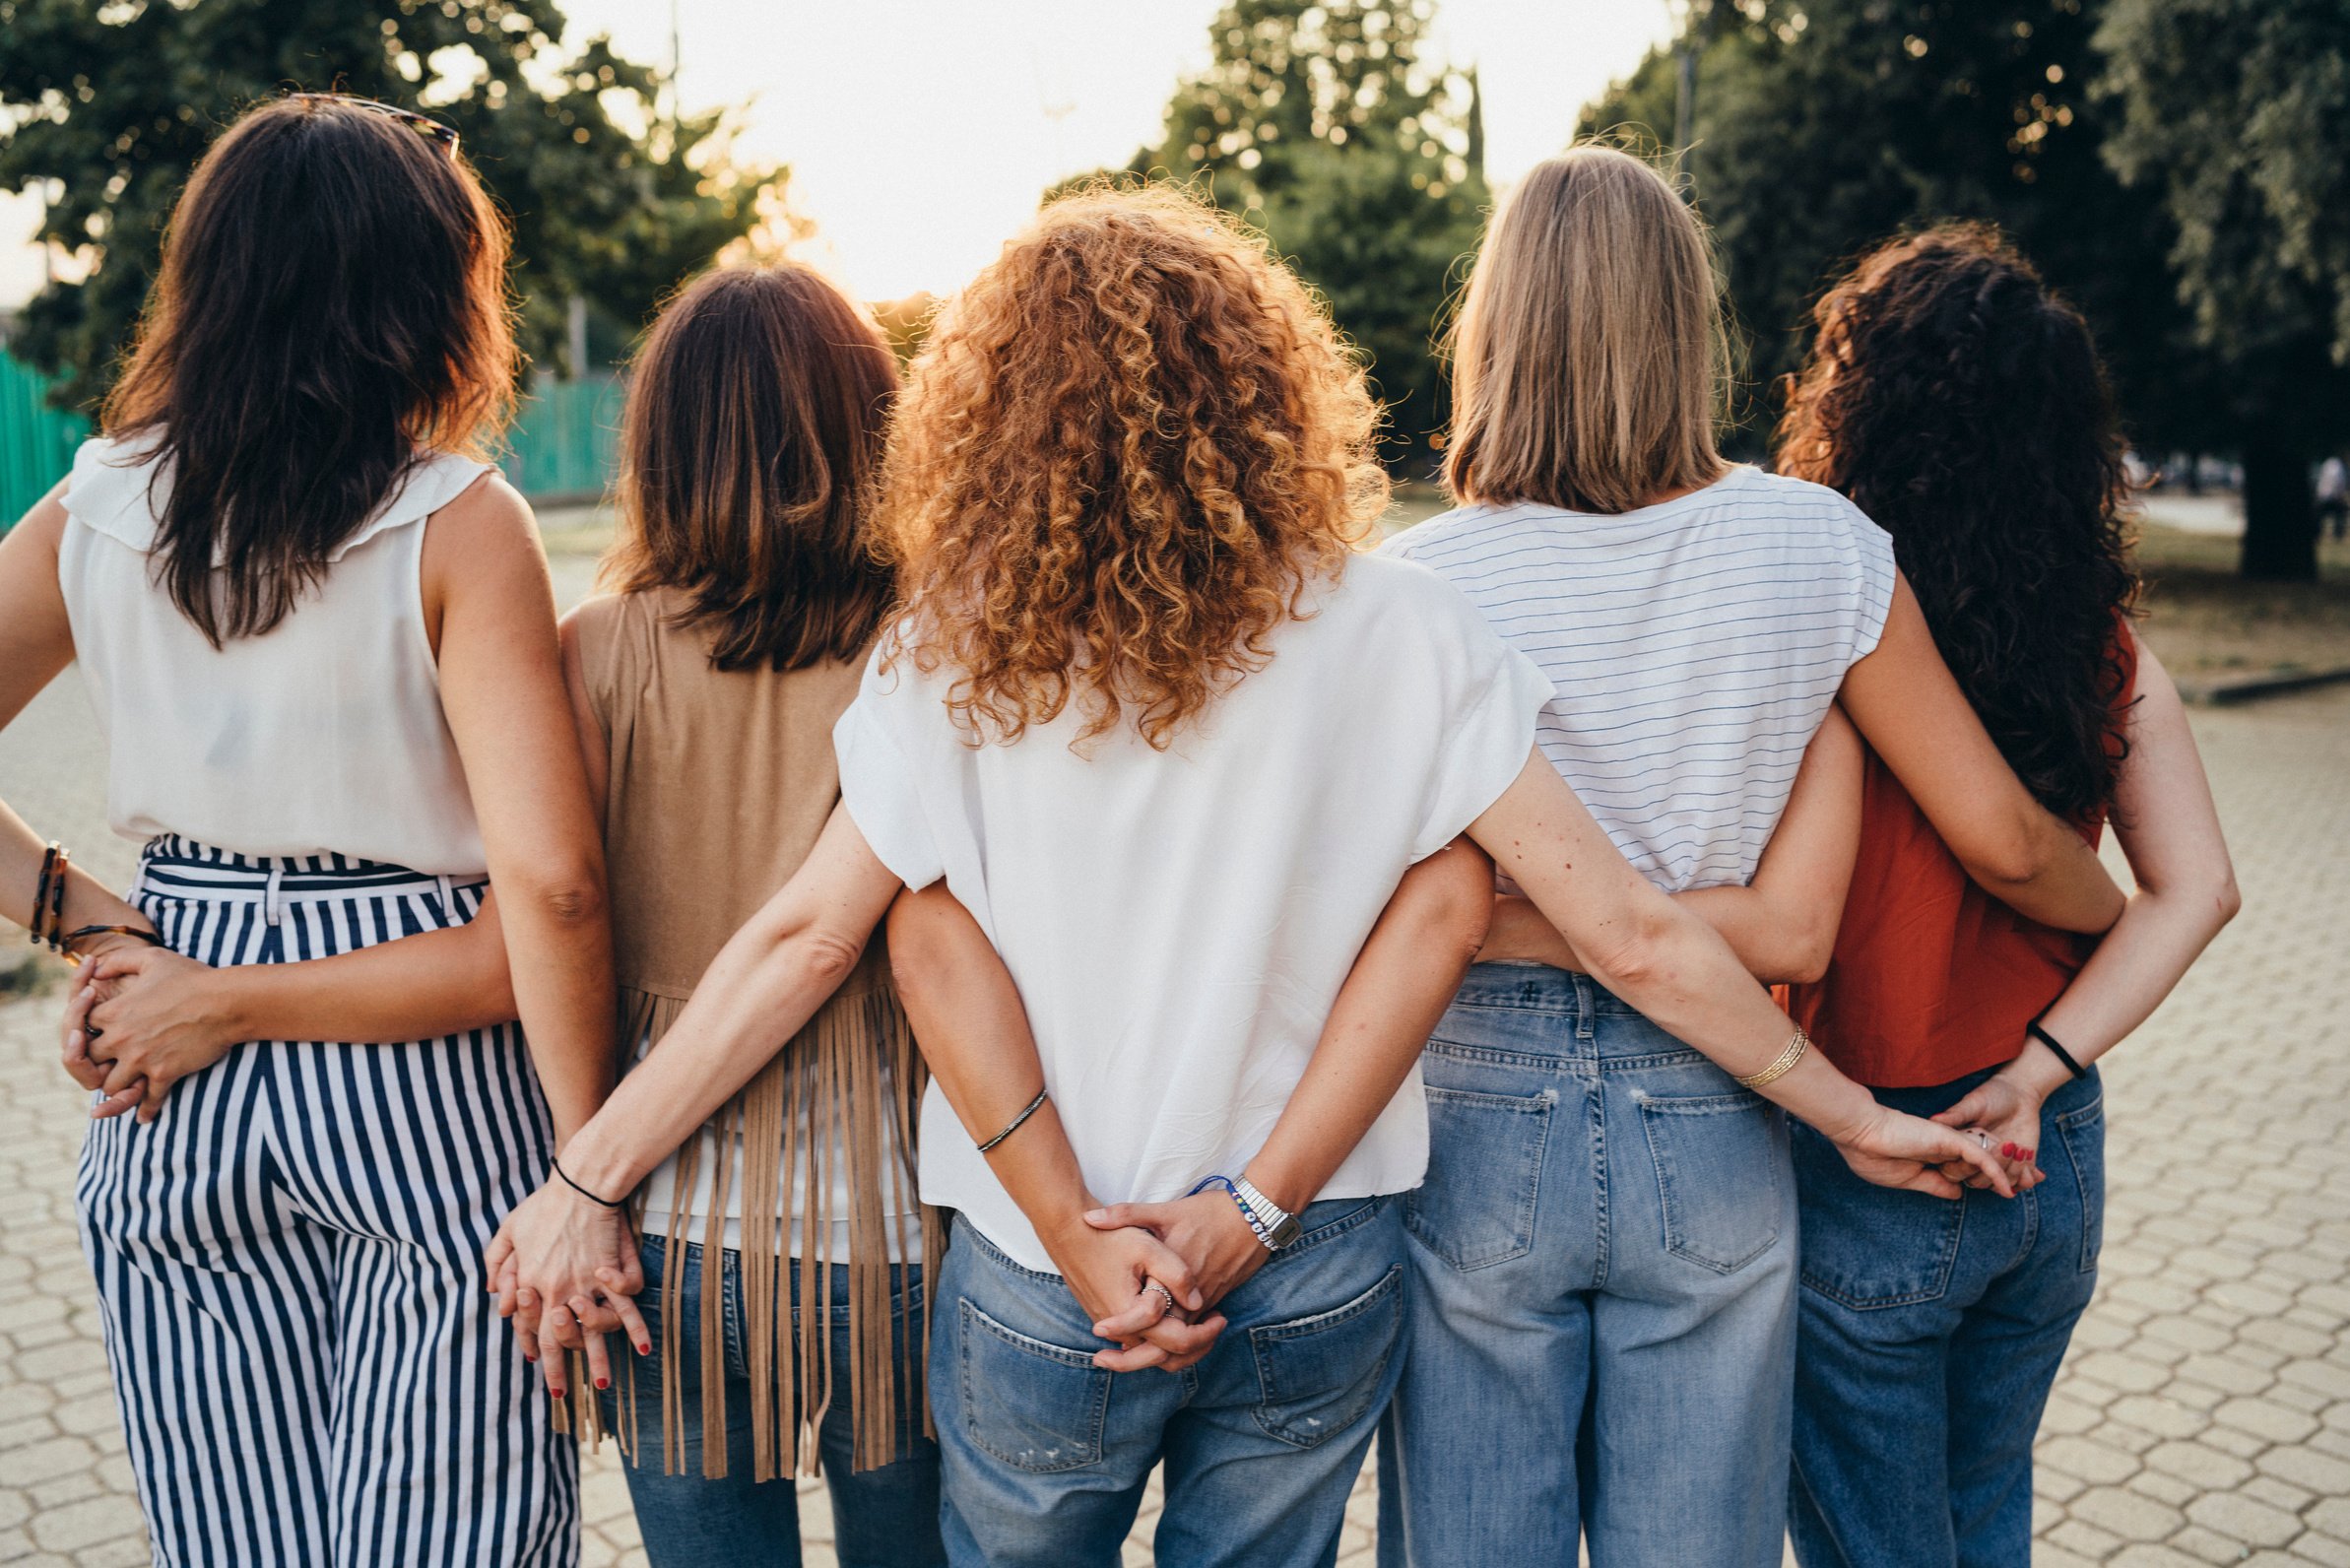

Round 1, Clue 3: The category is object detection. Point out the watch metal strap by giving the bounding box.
[1233,1176,1301,1250]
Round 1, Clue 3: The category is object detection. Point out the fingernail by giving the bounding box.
[595,1377,610,1390]
[2000,1143,2018,1158]
[636,1341,650,1355]
[1083,1209,1106,1223]
[550,1387,566,1400]
[2022,1148,2035,1162]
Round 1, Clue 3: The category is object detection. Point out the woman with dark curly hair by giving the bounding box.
[494,184,2010,1568]
[1777,224,2240,1567]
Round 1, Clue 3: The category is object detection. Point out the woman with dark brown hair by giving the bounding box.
[492,184,2011,1568]
[1776,225,2238,1567]
[0,95,616,1565]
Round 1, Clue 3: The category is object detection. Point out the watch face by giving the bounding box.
[1269,1214,1303,1249]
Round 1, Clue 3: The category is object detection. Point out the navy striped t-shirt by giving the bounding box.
[1381,465,1898,892]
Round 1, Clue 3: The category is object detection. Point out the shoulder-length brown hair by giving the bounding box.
[600,264,899,671]
[103,95,516,645]
[880,184,1389,750]
[1445,145,1730,514]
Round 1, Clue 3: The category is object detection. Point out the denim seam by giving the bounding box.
[1267,1196,1391,1264]
[2056,1093,2106,1274]
[955,1298,1109,1473]
[1589,1078,1612,1289]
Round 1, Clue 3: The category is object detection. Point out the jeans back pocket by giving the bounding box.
[955,1299,1110,1472]
[1637,1089,1785,1274]
[1791,1121,1965,1309]
[1404,1083,1555,1271]
[1249,1265,1404,1449]
[2055,1091,2107,1275]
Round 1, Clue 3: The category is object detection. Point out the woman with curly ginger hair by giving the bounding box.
[496,185,2014,1568]
[1776,225,2238,1568]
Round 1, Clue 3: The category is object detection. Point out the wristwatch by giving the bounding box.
[1233,1175,1303,1251]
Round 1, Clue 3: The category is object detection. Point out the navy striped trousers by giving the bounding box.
[77,838,578,1567]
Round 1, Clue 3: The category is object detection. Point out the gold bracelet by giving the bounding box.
[1734,1028,1811,1089]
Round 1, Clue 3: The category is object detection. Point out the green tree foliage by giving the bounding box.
[0,0,786,411]
[1582,0,2197,458]
[2098,0,2350,580]
[1110,0,1489,471]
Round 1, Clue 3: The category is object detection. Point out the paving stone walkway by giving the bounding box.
[1,685,2344,1566]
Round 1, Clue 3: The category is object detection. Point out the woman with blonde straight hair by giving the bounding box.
[1374,146,2126,1567]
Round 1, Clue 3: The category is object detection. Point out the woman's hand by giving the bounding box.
[1042,1218,1224,1374]
[483,1183,651,1400]
[62,946,241,1123]
[1081,1190,1270,1313]
[1827,1102,2016,1201]
[1931,1073,2052,1193]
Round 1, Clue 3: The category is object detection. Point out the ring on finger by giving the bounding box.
[1145,1281,1177,1320]
[1972,1129,1993,1150]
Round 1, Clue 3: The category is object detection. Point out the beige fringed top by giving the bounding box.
[570,586,939,1480]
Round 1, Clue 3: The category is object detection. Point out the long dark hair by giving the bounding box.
[601,264,898,672]
[102,97,516,646]
[1778,225,2137,820]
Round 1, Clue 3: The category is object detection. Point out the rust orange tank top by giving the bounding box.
[1790,631,2137,1089]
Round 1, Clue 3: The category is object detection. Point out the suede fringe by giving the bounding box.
[578,982,937,1481]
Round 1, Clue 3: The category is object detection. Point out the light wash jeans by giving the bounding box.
[599,1237,945,1568]
[931,1199,1405,1568]
[1789,1066,2106,1568]
[1376,963,1798,1568]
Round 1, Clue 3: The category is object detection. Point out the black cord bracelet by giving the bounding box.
[977,1087,1049,1153]
[2026,1016,2089,1080]
[553,1157,624,1209]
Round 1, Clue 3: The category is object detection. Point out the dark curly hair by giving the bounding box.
[1777,224,2138,821]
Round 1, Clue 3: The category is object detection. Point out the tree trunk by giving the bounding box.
[2240,434,2318,582]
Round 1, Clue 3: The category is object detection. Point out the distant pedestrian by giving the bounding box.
[1777,224,2240,1568]
[2317,456,2346,542]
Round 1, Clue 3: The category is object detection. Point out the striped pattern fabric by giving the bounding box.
[77,837,576,1568]
[1383,467,1898,892]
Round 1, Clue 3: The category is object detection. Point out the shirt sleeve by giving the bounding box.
[1408,584,1557,863]
[1840,497,1900,667]
[831,652,947,891]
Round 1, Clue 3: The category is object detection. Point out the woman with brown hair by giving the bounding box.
[0,95,615,1565]
[74,261,946,1566]
[491,184,2010,1568]
[1777,226,2236,1568]
[1376,147,2125,1568]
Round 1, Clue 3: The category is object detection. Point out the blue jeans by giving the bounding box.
[1376,964,1798,1568]
[600,1237,945,1568]
[931,1199,1405,1568]
[1789,1067,2106,1568]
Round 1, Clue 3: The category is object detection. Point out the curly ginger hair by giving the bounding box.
[878,185,1391,749]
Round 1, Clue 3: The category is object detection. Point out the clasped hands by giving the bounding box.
[1052,1185,1273,1374]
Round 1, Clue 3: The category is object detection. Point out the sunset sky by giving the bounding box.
[0,1,1675,309]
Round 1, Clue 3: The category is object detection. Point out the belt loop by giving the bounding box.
[264,865,285,927]
[1572,973,1597,1040]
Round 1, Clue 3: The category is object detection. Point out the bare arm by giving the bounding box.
[424,476,614,1147]
[1479,705,1863,984]
[0,490,152,950]
[1469,750,2010,1198]
[891,837,1496,1364]
[1842,574,2123,934]
[1935,635,2239,1169]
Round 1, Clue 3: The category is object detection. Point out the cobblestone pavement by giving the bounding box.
[1,684,2345,1565]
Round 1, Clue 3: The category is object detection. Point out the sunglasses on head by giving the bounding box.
[285,93,460,159]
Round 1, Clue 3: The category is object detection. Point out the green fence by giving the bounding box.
[0,356,621,526]
[0,353,92,525]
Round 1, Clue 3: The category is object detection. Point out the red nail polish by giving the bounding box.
[550,1387,566,1400]
[637,1341,650,1355]
[2000,1143,2018,1159]
[596,1377,610,1390]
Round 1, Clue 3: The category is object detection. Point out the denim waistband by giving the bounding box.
[135,835,481,903]
[1449,961,1649,1019]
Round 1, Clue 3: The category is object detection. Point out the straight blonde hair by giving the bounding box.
[1445,145,1730,514]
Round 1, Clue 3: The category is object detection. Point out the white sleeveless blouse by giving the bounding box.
[57,436,491,877]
